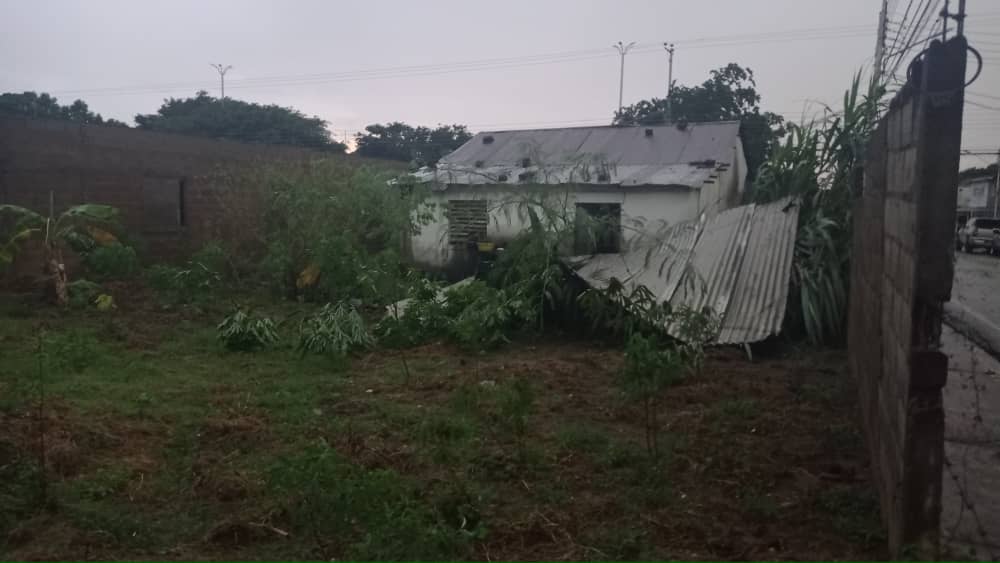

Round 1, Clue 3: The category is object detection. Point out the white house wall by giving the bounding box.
[409,142,746,270]
[696,144,745,216]
[410,186,700,269]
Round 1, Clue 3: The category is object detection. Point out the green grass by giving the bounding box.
[556,423,610,452]
[0,303,369,557]
[0,296,885,561]
[816,486,885,545]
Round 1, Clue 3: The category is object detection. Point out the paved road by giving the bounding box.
[953,252,1000,330]
[942,252,1000,559]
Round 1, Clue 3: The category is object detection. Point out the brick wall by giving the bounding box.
[848,37,966,557]
[0,116,386,265]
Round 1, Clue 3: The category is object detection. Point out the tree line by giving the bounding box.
[2,63,798,174]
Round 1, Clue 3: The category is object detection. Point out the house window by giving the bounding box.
[574,203,621,254]
[142,177,184,233]
[446,200,488,245]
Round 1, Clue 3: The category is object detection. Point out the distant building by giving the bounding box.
[956,174,997,225]
[408,121,747,274]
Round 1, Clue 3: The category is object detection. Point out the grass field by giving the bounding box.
[0,290,884,560]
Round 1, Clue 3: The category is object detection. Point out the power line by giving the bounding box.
[969,91,1000,102]
[886,0,940,79]
[886,0,918,60]
[42,25,877,99]
[967,100,1000,112]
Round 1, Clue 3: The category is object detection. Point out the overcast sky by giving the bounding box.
[2,0,998,168]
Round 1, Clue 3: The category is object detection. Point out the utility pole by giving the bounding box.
[941,0,951,40]
[941,0,966,39]
[957,0,966,36]
[873,0,888,79]
[210,63,233,99]
[663,42,675,122]
[613,41,636,118]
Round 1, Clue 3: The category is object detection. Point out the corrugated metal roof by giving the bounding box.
[413,121,740,190]
[568,196,799,345]
[569,217,703,302]
[668,203,755,319]
[715,198,798,344]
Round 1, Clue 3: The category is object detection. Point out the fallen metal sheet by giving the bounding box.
[716,198,798,344]
[568,216,704,303]
[568,197,799,345]
[668,203,755,321]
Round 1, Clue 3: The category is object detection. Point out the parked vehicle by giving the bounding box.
[957,217,1000,253]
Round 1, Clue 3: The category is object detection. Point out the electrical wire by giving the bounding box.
[885,0,918,61]
[969,91,1000,102]
[967,100,1000,112]
[886,0,940,80]
[43,25,876,99]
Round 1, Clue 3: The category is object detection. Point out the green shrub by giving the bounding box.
[83,244,140,280]
[374,277,451,348]
[622,333,687,459]
[298,302,372,357]
[217,309,279,351]
[146,263,220,304]
[146,242,228,304]
[448,281,531,350]
[253,163,434,302]
[190,241,228,280]
[375,278,543,352]
[67,279,102,309]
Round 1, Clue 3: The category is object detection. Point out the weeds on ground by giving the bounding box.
[621,333,686,460]
[297,302,372,358]
[495,377,535,463]
[556,423,609,452]
[46,329,100,374]
[419,413,478,467]
[268,443,478,560]
[217,309,279,351]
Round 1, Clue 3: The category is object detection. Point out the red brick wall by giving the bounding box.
[0,116,385,264]
[847,37,966,558]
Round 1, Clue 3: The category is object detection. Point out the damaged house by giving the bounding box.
[408,121,748,273]
[408,120,800,345]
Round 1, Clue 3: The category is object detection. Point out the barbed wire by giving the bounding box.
[941,268,999,560]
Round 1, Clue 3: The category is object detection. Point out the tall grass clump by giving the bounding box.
[753,73,885,345]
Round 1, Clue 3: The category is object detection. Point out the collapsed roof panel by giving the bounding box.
[569,197,799,345]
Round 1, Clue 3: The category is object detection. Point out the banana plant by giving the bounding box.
[0,193,119,306]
